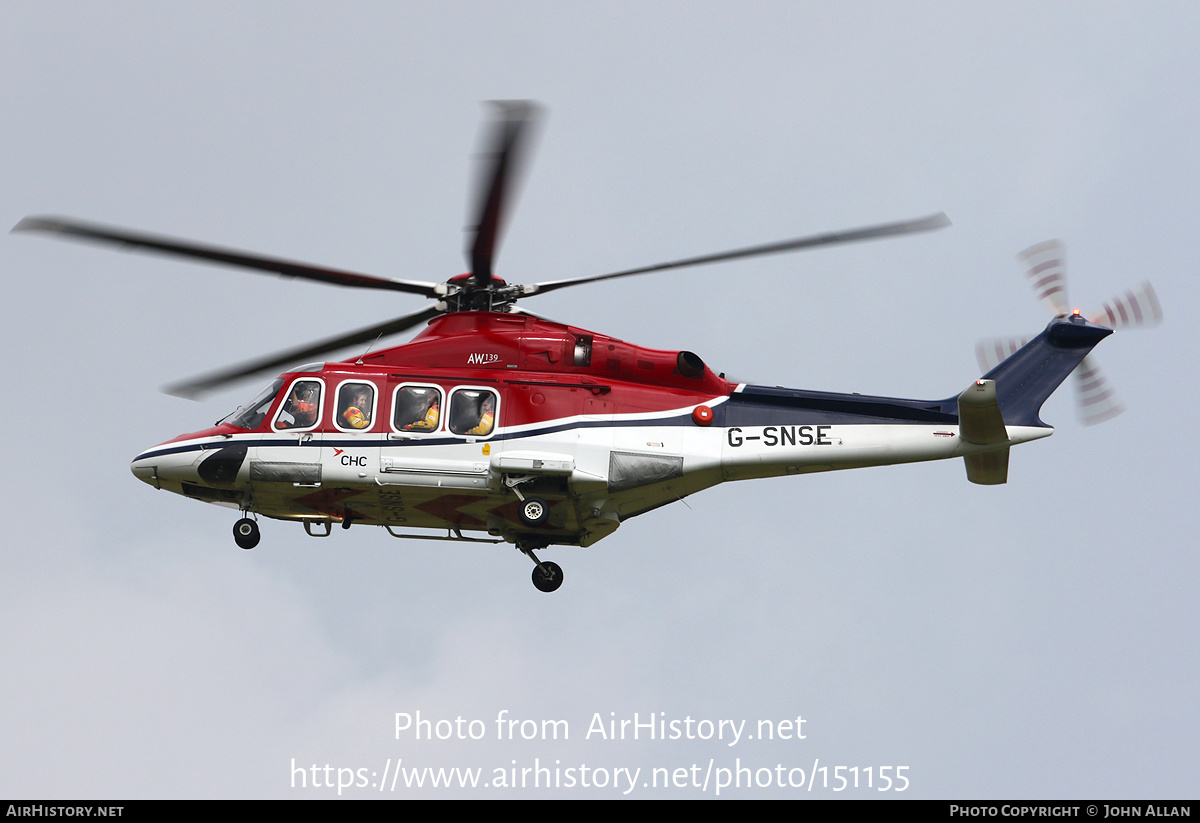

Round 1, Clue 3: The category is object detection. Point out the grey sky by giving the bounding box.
[1,2,1196,798]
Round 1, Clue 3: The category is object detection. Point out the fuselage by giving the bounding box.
[129,312,1046,548]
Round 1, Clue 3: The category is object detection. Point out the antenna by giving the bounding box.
[356,332,386,364]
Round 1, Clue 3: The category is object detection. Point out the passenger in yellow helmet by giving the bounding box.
[468,394,495,436]
[340,386,373,430]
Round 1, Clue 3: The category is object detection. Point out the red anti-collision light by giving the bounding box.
[692,405,714,426]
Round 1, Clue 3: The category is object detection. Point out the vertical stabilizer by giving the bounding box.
[957,379,1010,484]
[981,314,1112,428]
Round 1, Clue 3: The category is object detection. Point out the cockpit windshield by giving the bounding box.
[219,379,284,430]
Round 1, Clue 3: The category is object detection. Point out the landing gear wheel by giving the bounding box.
[519,496,549,527]
[531,561,563,593]
[233,518,260,550]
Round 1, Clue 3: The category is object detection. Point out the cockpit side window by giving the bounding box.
[220,379,284,430]
[273,379,323,431]
[448,388,498,437]
[335,381,376,431]
[392,385,443,433]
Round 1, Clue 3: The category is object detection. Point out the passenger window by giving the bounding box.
[393,386,442,432]
[449,389,498,436]
[336,382,376,431]
[274,380,322,430]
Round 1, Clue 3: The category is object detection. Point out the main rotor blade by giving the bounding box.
[526,212,951,297]
[14,216,441,298]
[164,304,444,399]
[467,101,541,288]
[504,304,560,324]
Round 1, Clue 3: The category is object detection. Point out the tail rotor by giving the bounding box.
[976,240,1162,425]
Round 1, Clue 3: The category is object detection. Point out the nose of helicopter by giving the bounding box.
[130,444,180,489]
[131,451,159,488]
[129,438,205,490]
[131,428,251,492]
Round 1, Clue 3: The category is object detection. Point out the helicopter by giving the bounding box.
[14,101,1115,593]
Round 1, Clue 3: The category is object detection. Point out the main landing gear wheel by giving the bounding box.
[518,496,549,527]
[531,561,563,593]
[233,518,260,550]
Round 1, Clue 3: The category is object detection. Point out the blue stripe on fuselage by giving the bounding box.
[727,385,957,426]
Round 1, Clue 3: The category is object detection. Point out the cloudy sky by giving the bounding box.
[1,2,1196,798]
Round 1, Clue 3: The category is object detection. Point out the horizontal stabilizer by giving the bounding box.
[964,448,1010,485]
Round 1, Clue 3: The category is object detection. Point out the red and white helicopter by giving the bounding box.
[15,102,1120,592]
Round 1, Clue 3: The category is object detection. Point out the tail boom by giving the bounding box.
[715,315,1110,484]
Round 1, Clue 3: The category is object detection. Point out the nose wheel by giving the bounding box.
[519,543,563,593]
[531,561,563,593]
[233,517,260,550]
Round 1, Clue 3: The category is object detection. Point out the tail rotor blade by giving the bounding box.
[1074,355,1124,425]
[1018,239,1070,316]
[976,336,1030,375]
[1089,281,1163,329]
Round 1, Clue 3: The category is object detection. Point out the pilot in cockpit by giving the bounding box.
[277,383,318,429]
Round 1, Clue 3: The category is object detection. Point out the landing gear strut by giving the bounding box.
[505,474,550,529]
[233,517,260,550]
[520,543,563,593]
